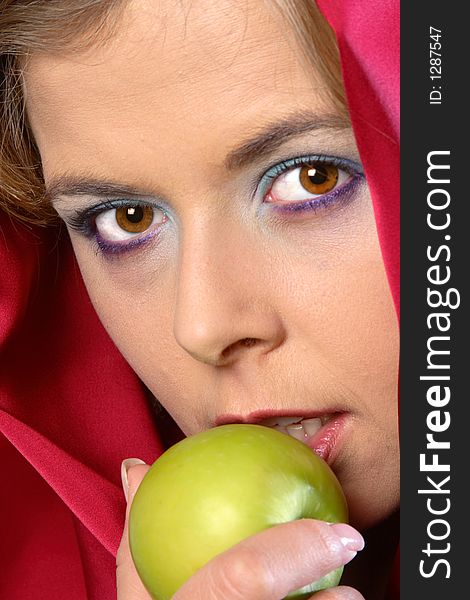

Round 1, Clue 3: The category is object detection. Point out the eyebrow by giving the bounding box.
[45,178,151,205]
[46,111,350,203]
[224,111,350,170]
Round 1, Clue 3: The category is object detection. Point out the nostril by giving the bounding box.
[221,337,260,360]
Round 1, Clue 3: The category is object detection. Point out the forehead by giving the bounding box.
[24,0,334,180]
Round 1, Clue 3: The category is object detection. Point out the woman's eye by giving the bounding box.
[265,162,350,204]
[95,205,167,241]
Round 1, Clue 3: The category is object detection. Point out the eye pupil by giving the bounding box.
[299,163,339,195]
[306,166,328,185]
[115,205,154,233]
[126,206,144,223]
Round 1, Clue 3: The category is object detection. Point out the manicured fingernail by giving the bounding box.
[121,458,146,502]
[328,523,365,552]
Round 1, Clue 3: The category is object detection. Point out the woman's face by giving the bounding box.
[25,0,399,529]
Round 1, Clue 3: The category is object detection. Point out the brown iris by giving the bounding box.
[115,205,154,233]
[299,163,339,195]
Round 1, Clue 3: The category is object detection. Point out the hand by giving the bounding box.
[117,460,365,600]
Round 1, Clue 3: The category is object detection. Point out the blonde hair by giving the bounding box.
[0,0,346,225]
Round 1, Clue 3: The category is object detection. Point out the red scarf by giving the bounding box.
[0,1,399,597]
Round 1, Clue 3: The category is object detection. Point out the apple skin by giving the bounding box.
[129,423,348,600]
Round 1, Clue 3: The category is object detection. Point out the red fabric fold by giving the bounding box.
[1,1,399,598]
[1,409,124,555]
[1,217,163,599]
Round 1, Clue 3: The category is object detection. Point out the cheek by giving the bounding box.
[69,237,179,372]
[318,246,397,374]
[324,254,398,413]
[281,204,399,400]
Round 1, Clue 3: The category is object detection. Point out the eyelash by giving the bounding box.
[66,155,364,255]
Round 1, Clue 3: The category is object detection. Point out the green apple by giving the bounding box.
[129,423,348,600]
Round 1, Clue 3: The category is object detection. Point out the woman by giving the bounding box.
[0,0,399,598]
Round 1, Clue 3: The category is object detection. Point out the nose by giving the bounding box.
[173,219,285,367]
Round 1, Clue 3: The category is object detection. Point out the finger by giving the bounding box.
[116,460,152,600]
[173,519,364,600]
[311,585,365,600]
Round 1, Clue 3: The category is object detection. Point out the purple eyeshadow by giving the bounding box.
[96,226,161,256]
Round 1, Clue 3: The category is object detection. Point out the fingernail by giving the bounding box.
[121,458,146,502]
[328,523,365,552]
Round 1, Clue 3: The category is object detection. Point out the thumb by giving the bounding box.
[116,458,152,600]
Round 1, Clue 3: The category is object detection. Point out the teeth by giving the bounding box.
[302,418,322,437]
[286,423,307,442]
[268,416,325,444]
[261,416,303,427]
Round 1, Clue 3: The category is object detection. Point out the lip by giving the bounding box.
[215,409,349,466]
[304,412,349,464]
